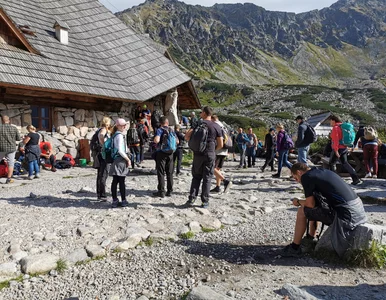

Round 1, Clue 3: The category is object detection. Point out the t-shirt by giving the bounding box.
[301,168,358,207]
[201,120,222,156]
[26,132,40,146]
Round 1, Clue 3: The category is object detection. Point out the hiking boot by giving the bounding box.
[121,199,129,207]
[351,179,362,186]
[243,165,247,169]
[34,174,40,179]
[152,191,165,198]
[210,186,221,193]
[201,202,209,209]
[223,179,233,194]
[260,167,265,173]
[365,172,372,178]
[272,173,280,178]
[166,191,172,197]
[5,178,14,184]
[373,175,378,179]
[51,167,57,172]
[98,196,108,202]
[111,199,119,208]
[186,198,196,206]
[233,158,237,162]
[28,176,34,180]
[271,168,277,172]
[281,244,302,257]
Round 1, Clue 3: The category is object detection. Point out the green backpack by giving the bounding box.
[102,132,120,163]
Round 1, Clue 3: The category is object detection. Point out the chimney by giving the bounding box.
[53,20,70,45]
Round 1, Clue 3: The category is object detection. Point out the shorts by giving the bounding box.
[304,206,335,226]
[0,151,16,168]
[215,155,226,169]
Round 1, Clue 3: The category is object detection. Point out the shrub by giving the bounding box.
[309,136,329,155]
[270,112,293,120]
[180,231,195,239]
[346,241,386,268]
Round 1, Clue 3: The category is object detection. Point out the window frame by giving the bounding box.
[31,105,52,131]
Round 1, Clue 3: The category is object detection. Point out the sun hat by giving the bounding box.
[115,118,127,126]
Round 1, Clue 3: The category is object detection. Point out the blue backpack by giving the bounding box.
[339,122,355,147]
[160,128,177,154]
[102,132,121,163]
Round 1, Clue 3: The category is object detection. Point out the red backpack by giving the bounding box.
[0,159,8,178]
[62,154,76,167]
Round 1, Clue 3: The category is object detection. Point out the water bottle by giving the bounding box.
[52,124,56,136]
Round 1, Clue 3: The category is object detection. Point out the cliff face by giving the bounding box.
[117,0,386,88]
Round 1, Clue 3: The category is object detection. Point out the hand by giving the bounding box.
[335,151,340,158]
[292,198,301,207]
[126,159,131,167]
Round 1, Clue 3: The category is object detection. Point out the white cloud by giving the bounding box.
[99,0,337,13]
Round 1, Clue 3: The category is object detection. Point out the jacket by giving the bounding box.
[295,121,311,148]
[331,123,346,151]
[236,133,250,150]
[264,133,274,150]
[276,130,287,152]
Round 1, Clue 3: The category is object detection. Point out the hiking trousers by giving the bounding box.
[262,148,275,171]
[96,153,109,198]
[173,148,183,174]
[329,148,359,181]
[155,151,174,193]
[189,154,215,204]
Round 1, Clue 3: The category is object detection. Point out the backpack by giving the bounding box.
[304,123,317,144]
[90,128,102,152]
[379,144,386,159]
[62,153,76,167]
[137,123,149,143]
[282,132,294,150]
[160,128,177,154]
[188,121,209,153]
[339,122,356,147]
[54,160,72,169]
[364,127,377,140]
[151,110,162,130]
[0,159,8,178]
[222,128,233,150]
[102,133,121,163]
[127,128,140,146]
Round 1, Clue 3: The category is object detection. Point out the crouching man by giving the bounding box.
[282,162,367,257]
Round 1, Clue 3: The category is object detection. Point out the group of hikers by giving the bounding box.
[0,106,382,258]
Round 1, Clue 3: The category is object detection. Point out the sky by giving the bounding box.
[99,0,338,13]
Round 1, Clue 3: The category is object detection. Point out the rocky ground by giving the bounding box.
[0,157,385,300]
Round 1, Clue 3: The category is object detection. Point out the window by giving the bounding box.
[31,105,51,130]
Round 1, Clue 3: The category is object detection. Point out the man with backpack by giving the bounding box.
[173,125,185,176]
[126,123,141,169]
[282,163,367,257]
[329,115,361,185]
[185,106,223,208]
[295,116,316,165]
[246,127,257,168]
[153,116,177,198]
[236,128,250,169]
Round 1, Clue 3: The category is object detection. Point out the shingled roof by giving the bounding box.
[0,0,197,104]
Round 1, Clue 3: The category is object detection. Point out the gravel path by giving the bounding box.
[0,159,385,299]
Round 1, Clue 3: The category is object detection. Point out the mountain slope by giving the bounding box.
[117,0,386,88]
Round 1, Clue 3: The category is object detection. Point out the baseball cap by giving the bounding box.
[295,115,304,121]
[269,127,275,132]
[115,118,127,126]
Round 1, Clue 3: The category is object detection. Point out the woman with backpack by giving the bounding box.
[109,118,131,208]
[23,125,41,180]
[93,116,111,201]
[272,123,293,178]
[361,127,378,178]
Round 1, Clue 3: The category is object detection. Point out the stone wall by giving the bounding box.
[0,101,140,161]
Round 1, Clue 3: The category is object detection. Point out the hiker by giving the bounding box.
[353,125,365,148]
[127,123,141,169]
[282,163,367,257]
[261,128,276,172]
[295,115,313,164]
[256,138,264,158]
[329,115,361,185]
[153,116,177,198]
[246,127,257,168]
[210,115,232,193]
[185,106,223,208]
[134,105,143,121]
[23,125,41,180]
[361,127,378,178]
[39,136,57,172]
[137,118,149,163]
[109,118,131,208]
[236,127,250,169]
[93,117,111,201]
[0,115,21,183]
[173,125,185,176]
[142,104,152,129]
[190,112,198,129]
[229,130,237,162]
[272,123,293,178]
[181,115,189,127]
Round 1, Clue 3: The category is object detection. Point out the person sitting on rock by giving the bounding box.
[282,162,367,258]
[40,136,57,172]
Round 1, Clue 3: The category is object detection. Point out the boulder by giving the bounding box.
[116,236,142,251]
[66,249,89,265]
[315,223,386,253]
[65,117,74,126]
[20,254,59,274]
[58,126,68,135]
[0,262,18,282]
[187,286,231,300]
[125,225,150,240]
[198,216,222,230]
[281,284,318,300]
[80,126,88,137]
[85,245,105,258]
